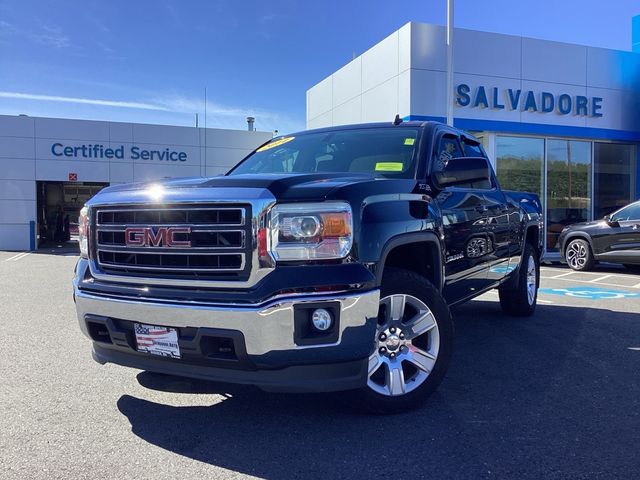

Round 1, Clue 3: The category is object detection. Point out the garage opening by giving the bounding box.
[36,181,109,249]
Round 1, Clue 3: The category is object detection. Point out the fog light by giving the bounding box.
[311,308,333,331]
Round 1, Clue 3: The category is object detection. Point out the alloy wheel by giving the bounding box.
[526,254,537,305]
[566,241,588,269]
[367,294,440,396]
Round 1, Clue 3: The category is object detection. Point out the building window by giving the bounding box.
[495,136,544,197]
[492,135,636,256]
[594,143,636,219]
[546,140,592,252]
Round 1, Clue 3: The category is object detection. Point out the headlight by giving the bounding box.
[269,202,352,261]
[78,206,89,258]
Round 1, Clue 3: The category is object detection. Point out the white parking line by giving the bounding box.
[4,252,30,262]
[589,275,612,283]
[541,268,640,283]
[547,271,576,279]
[541,268,635,279]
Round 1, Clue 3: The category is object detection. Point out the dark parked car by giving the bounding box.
[559,200,640,271]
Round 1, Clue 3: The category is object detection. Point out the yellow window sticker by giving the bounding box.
[375,162,404,172]
[404,137,416,146]
[256,136,295,152]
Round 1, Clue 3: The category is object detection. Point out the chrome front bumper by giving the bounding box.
[74,283,380,357]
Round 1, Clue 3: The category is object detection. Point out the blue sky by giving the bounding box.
[0,0,638,134]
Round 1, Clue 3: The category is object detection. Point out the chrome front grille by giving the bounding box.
[92,205,251,280]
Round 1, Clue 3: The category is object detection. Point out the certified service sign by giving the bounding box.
[51,143,188,162]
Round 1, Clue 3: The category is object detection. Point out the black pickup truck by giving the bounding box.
[73,121,543,413]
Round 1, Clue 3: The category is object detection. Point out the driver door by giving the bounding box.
[598,202,640,263]
[433,132,492,303]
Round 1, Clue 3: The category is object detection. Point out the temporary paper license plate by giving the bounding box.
[134,323,181,359]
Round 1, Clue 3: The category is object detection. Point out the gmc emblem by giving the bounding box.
[124,227,192,248]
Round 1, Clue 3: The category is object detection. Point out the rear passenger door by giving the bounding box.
[433,132,492,303]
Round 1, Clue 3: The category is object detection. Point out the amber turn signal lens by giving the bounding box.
[320,212,351,237]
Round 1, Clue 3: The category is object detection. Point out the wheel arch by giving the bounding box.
[523,223,543,256]
[561,231,594,257]
[376,232,444,291]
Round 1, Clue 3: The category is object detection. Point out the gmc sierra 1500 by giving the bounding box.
[73,120,543,413]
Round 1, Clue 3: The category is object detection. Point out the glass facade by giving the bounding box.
[496,137,544,197]
[594,143,635,219]
[495,135,636,256]
[546,140,592,252]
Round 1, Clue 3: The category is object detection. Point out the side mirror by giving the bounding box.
[604,215,619,227]
[604,215,620,227]
[432,156,492,190]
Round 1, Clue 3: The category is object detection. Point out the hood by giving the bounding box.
[563,219,607,231]
[91,172,415,205]
[201,173,381,200]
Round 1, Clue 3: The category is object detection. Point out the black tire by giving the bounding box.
[351,267,454,414]
[498,243,539,317]
[623,264,640,273]
[564,238,594,271]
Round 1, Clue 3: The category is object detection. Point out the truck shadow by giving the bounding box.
[117,301,640,479]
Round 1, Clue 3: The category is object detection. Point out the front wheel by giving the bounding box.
[498,243,539,317]
[353,268,453,414]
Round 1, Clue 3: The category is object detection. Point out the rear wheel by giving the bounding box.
[565,238,594,271]
[354,268,453,414]
[498,243,539,317]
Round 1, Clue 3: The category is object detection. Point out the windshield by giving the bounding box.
[229,127,419,178]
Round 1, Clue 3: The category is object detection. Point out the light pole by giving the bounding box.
[446,0,455,127]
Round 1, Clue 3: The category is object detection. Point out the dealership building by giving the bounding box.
[2,19,640,255]
[0,114,271,250]
[308,19,640,256]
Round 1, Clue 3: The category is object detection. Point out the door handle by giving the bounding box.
[475,205,488,213]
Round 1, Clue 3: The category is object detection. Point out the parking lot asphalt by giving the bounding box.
[1,251,639,479]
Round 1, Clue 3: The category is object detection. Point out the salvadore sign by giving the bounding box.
[455,84,603,118]
[51,143,188,161]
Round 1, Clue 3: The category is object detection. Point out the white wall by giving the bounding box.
[0,115,272,251]
[307,22,640,133]
[306,23,412,128]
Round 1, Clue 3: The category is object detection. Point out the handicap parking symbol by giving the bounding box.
[539,286,640,300]
[489,265,517,274]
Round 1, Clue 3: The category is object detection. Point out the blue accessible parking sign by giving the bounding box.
[539,286,640,300]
